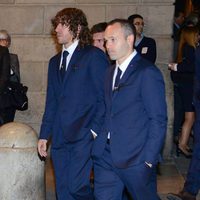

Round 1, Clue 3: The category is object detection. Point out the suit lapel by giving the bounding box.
[108,65,115,99]
[112,54,140,99]
[62,46,82,83]
[55,52,63,84]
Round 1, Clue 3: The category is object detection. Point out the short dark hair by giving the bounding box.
[90,22,107,34]
[51,7,92,47]
[107,18,136,43]
[128,14,143,24]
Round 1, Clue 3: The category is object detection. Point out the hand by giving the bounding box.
[38,139,48,158]
[168,63,177,71]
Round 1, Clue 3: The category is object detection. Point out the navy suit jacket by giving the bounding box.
[92,53,167,168]
[39,45,109,148]
[135,36,157,64]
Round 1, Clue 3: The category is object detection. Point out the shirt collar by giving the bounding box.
[135,34,144,47]
[62,40,79,55]
[174,22,180,29]
[116,50,137,76]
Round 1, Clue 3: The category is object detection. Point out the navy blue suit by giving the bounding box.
[183,46,200,196]
[135,36,157,64]
[39,45,109,200]
[92,53,167,200]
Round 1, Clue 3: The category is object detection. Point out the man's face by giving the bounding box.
[133,17,144,36]
[176,12,185,26]
[105,22,133,64]
[55,23,74,48]
[0,39,9,48]
[92,32,106,52]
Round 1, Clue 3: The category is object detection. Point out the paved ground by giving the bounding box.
[45,151,200,200]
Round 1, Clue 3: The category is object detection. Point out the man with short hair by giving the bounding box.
[38,7,109,200]
[128,14,157,63]
[90,22,107,53]
[172,10,185,61]
[92,18,167,200]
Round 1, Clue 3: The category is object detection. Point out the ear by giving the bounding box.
[127,34,134,47]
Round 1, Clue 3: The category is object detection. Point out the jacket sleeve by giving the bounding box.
[89,49,110,134]
[39,58,58,140]
[142,66,168,165]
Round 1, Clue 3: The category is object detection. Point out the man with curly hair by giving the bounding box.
[38,8,109,200]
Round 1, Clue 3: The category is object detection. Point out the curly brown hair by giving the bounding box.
[51,8,92,47]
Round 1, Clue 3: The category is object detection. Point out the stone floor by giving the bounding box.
[45,154,200,200]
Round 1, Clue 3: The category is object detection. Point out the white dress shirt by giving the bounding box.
[112,50,137,90]
[59,40,79,71]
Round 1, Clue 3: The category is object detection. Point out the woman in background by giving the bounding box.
[169,26,199,158]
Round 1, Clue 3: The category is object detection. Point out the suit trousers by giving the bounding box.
[51,134,94,200]
[93,143,160,200]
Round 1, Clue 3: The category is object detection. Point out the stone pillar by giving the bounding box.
[0,122,45,200]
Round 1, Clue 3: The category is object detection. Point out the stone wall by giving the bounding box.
[0,0,175,158]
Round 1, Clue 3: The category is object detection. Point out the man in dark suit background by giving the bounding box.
[0,30,21,123]
[128,14,157,63]
[92,19,167,200]
[172,10,185,62]
[37,8,109,200]
[0,45,10,125]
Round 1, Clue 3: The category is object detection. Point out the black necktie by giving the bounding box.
[114,67,122,90]
[60,50,69,80]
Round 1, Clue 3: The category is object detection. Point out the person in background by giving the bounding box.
[92,18,167,200]
[0,30,20,123]
[37,7,109,200]
[128,14,157,63]
[167,45,200,200]
[90,22,107,53]
[172,10,185,61]
[168,26,199,158]
[171,10,186,147]
[0,45,10,125]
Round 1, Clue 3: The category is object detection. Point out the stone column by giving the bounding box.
[0,122,45,200]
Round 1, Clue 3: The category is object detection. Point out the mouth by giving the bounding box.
[108,51,114,55]
[56,34,61,38]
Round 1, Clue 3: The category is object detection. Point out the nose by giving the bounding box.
[55,23,62,32]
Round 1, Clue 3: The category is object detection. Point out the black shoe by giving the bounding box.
[187,147,193,153]
[176,146,192,159]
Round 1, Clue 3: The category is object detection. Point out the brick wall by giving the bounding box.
[0,0,175,158]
